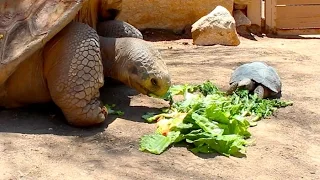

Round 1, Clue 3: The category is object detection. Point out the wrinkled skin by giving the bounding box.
[97,20,143,39]
[100,36,170,96]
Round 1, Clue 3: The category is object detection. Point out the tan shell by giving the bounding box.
[0,0,83,85]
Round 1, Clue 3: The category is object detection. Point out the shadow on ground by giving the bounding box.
[266,34,320,40]
[142,28,192,42]
[141,27,320,43]
[0,82,164,137]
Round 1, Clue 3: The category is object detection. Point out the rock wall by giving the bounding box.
[116,0,233,31]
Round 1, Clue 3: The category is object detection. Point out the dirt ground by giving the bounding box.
[0,31,320,180]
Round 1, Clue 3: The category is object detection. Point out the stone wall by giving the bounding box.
[116,0,233,31]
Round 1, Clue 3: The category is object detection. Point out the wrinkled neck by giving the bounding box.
[99,36,128,81]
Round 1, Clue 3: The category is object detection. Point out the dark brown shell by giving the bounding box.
[0,0,83,84]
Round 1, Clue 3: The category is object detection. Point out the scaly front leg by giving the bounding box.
[43,22,106,127]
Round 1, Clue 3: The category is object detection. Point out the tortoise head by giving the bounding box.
[124,55,171,97]
[100,37,171,97]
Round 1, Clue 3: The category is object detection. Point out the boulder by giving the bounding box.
[191,5,240,46]
[116,0,233,31]
[233,10,251,27]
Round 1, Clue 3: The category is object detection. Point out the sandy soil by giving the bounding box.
[0,31,319,180]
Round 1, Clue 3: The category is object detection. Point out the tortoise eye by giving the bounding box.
[151,78,158,86]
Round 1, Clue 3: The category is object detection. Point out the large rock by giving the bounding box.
[191,6,240,46]
[116,0,233,31]
[234,10,251,27]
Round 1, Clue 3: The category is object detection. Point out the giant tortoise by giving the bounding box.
[226,61,282,99]
[0,0,171,127]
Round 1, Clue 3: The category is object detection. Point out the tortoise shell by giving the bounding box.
[229,61,282,93]
[0,0,83,85]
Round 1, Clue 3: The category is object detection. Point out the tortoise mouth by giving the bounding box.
[126,76,151,95]
[135,82,151,95]
[134,81,166,97]
[127,75,169,98]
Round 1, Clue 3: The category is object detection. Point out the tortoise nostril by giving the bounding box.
[151,78,158,86]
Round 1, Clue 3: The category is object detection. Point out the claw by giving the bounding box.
[101,106,108,115]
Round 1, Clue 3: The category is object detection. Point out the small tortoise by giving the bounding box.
[0,0,171,127]
[226,61,282,99]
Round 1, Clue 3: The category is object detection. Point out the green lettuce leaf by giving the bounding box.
[139,81,293,157]
[191,135,248,157]
[192,112,224,136]
[139,131,181,155]
[104,104,124,116]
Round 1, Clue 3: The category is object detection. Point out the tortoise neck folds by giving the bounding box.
[99,37,129,83]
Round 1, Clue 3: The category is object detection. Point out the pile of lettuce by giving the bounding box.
[139,81,292,157]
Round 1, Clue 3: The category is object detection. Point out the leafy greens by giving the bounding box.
[139,81,292,157]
